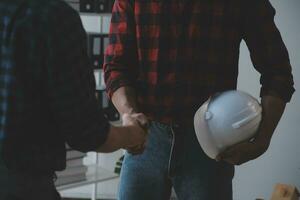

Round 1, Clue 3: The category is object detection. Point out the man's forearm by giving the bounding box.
[96,125,124,152]
[255,95,286,143]
[111,86,139,115]
[96,115,147,153]
[96,125,137,153]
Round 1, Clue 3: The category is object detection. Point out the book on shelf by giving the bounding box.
[56,165,88,177]
[66,150,86,160]
[55,174,86,186]
[66,158,84,168]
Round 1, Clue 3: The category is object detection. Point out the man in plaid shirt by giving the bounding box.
[0,0,148,199]
[104,0,295,199]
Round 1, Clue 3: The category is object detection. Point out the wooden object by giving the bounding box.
[270,183,299,200]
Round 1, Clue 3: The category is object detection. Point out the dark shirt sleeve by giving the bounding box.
[103,0,139,99]
[45,2,110,152]
[242,0,295,102]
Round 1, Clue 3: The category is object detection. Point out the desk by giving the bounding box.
[57,164,119,200]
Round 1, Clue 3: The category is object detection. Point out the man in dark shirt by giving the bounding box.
[0,0,148,199]
[104,0,295,199]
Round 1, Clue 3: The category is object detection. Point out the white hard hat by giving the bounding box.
[194,90,262,159]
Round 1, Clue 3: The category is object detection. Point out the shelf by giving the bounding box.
[96,86,106,91]
[56,164,119,191]
[110,120,122,126]
[80,12,112,17]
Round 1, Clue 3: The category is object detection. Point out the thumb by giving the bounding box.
[133,113,150,130]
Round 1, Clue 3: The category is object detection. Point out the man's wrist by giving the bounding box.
[255,95,286,143]
[111,86,139,116]
[111,126,130,149]
[96,125,124,152]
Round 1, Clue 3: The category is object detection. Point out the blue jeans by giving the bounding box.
[118,121,234,200]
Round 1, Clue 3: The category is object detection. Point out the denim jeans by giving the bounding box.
[0,165,61,200]
[118,121,234,200]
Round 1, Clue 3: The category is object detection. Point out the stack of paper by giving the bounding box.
[55,145,88,186]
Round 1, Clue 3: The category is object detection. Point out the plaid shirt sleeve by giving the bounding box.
[103,0,139,98]
[45,1,110,152]
[242,0,295,102]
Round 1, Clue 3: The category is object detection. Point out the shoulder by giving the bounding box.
[242,0,275,10]
[241,0,276,17]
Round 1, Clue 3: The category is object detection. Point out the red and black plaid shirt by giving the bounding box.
[104,0,295,124]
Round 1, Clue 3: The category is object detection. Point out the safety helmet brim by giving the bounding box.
[194,98,220,159]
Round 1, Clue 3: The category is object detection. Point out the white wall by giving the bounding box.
[234,0,300,199]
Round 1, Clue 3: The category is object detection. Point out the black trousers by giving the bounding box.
[0,165,61,200]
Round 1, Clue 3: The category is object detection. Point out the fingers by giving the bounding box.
[220,153,244,166]
[123,121,148,154]
[127,140,147,155]
[216,142,261,165]
[121,113,136,126]
[216,150,236,165]
[216,146,236,161]
[122,113,150,135]
[127,143,146,155]
[121,112,149,155]
[130,113,149,130]
[122,113,149,126]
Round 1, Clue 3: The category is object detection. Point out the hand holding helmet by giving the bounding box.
[194,91,286,165]
[194,90,264,164]
[216,95,286,165]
